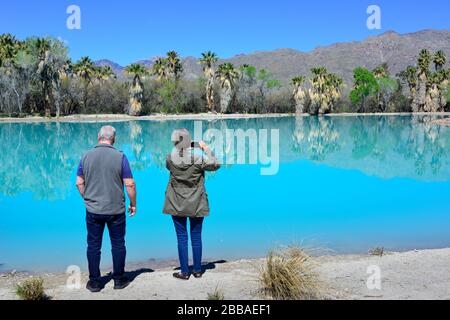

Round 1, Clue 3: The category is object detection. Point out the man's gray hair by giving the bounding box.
[98,125,116,142]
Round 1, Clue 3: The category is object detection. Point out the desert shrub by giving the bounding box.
[207,286,225,300]
[368,247,384,257]
[258,247,321,300]
[15,277,48,300]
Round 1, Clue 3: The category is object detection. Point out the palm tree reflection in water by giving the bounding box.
[0,115,448,200]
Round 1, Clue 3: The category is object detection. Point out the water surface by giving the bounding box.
[0,115,449,271]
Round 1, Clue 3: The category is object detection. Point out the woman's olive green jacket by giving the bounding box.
[163,148,220,217]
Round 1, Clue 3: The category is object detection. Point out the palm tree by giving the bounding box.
[324,73,344,112]
[215,63,238,113]
[33,38,53,117]
[399,48,448,113]
[151,57,169,80]
[427,72,442,112]
[431,51,449,111]
[416,49,432,111]
[418,49,432,73]
[125,63,147,116]
[310,67,328,91]
[53,59,73,118]
[95,65,116,82]
[58,59,72,80]
[309,67,328,114]
[166,51,183,80]
[24,37,70,117]
[199,51,219,112]
[0,33,22,68]
[73,56,96,113]
[433,50,446,72]
[398,66,418,92]
[372,63,389,78]
[291,76,307,114]
[439,69,450,110]
[0,34,25,115]
[398,66,419,111]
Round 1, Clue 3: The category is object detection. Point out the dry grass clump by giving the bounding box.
[258,246,321,300]
[368,247,384,257]
[207,285,225,300]
[15,277,48,300]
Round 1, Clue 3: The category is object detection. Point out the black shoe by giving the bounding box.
[86,280,103,293]
[192,271,204,278]
[173,272,190,280]
[114,276,131,290]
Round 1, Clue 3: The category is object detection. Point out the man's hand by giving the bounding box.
[124,178,137,217]
[128,204,137,217]
[76,176,86,198]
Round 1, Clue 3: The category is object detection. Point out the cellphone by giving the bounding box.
[191,142,200,148]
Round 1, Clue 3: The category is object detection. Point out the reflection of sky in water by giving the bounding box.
[0,115,449,271]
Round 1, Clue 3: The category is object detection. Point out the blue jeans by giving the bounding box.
[172,216,204,274]
[86,212,126,281]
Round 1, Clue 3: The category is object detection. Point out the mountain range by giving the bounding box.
[95,29,450,87]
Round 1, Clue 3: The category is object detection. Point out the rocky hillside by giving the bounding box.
[96,29,450,86]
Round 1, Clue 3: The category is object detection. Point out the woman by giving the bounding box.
[163,129,221,280]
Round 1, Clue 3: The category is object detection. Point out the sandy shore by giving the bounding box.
[1,248,449,300]
[0,112,449,123]
[0,113,293,123]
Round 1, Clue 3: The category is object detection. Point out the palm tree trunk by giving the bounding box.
[359,96,365,113]
[43,82,51,118]
[83,81,88,114]
[220,87,232,113]
[206,78,214,111]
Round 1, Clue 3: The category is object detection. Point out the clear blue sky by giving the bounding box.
[1,0,449,65]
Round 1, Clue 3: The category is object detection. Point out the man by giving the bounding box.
[76,125,137,292]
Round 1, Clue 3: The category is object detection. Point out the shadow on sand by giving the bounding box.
[173,260,228,273]
[101,268,154,287]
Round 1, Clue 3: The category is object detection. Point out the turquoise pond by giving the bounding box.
[1,115,450,271]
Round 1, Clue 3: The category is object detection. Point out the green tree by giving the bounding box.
[372,64,398,112]
[255,69,281,113]
[350,67,379,113]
